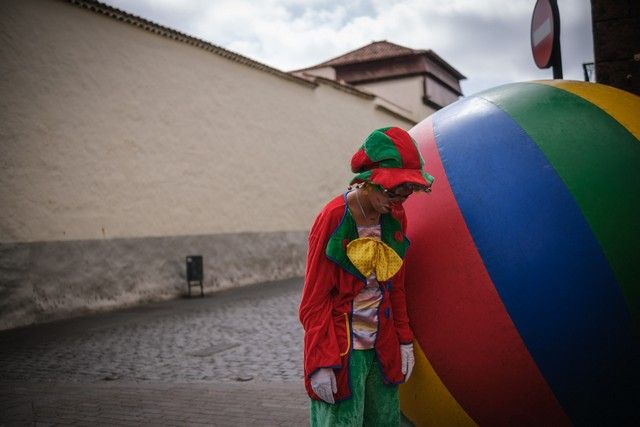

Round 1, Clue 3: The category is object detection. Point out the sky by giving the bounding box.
[101,0,594,96]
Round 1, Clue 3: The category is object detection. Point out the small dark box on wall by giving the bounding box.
[186,255,203,297]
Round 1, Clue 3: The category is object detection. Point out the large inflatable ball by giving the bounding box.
[400,81,639,426]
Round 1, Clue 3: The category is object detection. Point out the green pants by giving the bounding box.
[310,349,400,427]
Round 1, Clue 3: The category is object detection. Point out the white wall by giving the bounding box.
[356,76,436,123]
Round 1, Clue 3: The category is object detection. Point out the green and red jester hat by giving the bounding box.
[350,127,434,191]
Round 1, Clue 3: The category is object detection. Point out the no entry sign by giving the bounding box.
[531,0,562,78]
[531,0,557,69]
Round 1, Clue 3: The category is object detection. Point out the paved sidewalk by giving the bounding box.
[1,381,308,426]
[0,278,309,426]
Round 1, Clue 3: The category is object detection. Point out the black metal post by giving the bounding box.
[550,0,563,79]
[186,255,204,297]
[583,62,594,82]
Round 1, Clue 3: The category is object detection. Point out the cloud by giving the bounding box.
[102,0,594,95]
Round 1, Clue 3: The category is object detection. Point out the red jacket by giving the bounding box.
[299,193,414,402]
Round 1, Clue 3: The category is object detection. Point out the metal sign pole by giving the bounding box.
[550,0,563,79]
[531,0,563,79]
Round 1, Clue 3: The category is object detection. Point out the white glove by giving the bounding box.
[400,343,415,382]
[310,368,337,404]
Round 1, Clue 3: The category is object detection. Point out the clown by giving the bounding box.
[299,127,434,426]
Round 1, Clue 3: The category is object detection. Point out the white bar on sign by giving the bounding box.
[533,17,552,46]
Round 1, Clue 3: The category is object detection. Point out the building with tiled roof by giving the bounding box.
[293,41,466,122]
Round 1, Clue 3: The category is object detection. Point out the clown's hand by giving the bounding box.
[310,368,337,404]
[400,343,415,382]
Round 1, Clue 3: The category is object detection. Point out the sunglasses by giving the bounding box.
[379,183,428,199]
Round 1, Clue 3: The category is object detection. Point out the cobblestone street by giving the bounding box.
[0,278,309,425]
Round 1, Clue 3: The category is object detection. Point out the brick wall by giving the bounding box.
[591,0,640,95]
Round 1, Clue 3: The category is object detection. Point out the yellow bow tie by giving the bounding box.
[346,237,403,281]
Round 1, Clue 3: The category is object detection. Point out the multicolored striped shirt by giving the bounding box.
[352,224,383,350]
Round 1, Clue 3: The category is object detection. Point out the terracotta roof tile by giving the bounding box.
[295,40,465,81]
[314,41,425,67]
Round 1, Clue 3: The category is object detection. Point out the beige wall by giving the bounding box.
[0,0,413,244]
[0,0,417,329]
[294,66,336,80]
[356,76,436,123]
